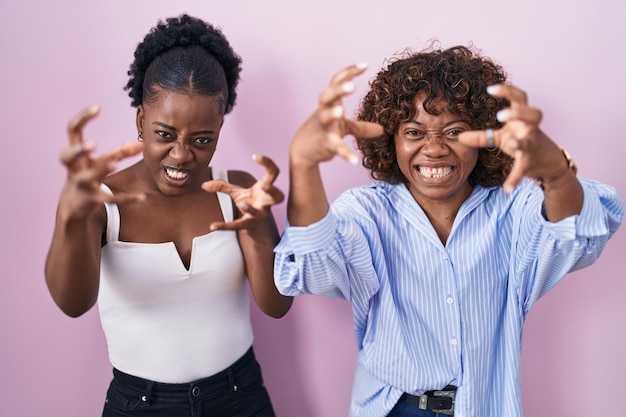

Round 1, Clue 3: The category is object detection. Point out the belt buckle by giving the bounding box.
[432,390,455,416]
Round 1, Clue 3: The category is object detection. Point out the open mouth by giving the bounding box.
[165,167,190,181]
[417,166,453,179]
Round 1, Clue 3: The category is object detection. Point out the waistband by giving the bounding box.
[400,385,456,416]
[112,346,256,396]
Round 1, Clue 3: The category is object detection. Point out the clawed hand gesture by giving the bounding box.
[59,106,144,218]
[458,84,568,193]
[289,63,384,167]
[202,154,285,231]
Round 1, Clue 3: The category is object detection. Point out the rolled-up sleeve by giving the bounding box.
[521,180,623,311]
[274,212,350,299]
[548,180,624,270]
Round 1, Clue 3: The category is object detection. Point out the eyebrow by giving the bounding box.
[152,121,215,135]
[406,119,467,127]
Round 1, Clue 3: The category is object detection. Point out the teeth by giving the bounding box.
[419,166,453,178]
[165,168,189,180]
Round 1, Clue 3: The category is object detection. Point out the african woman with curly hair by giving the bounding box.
[45,14,291,417]
[274,44,623,417]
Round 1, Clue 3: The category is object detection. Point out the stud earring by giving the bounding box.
[138,132,143,142]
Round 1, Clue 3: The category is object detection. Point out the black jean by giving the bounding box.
[102,347,275,417]
[387,401,447,417]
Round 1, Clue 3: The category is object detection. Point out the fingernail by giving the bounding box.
[331,105,344,118]
[251,154,258,161]
[496,110,510,122]
[355,62,368,69]
[487,85,500,94]
[341,81,355,93]
[90,105,100,113]
[509,139,519,150]
[349,155,359,165]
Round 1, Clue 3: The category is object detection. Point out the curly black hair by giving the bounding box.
[124,14,242,114]
[356,43,514,187]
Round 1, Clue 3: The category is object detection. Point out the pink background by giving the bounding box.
[1,1,624,416]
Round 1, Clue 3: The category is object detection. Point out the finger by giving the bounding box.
[319,63,368,108]
[201,179,236,194]
[60,140,96,166]
[98,141,144,163]
[458,129,499,149]
[344,119,384,138]
[334,137,360,165]
[71,160,119,187]
[319,79,357,107]
[252,154,280,185]
[329,62,368,86]
[502,156,525,194]
[209,218,249,232]
[101,190,146,205]
[67,105,100,145]
[317,104,345,128]
[487,84,528,106]
[496,106,542,125]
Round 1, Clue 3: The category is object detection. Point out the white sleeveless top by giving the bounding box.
[98,168,253,383]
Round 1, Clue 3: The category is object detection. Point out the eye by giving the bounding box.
[155,130,174,141]
[194,137,214,145]
[403,128,426,140]
[444,128,464,141]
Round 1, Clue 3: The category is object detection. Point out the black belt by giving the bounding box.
[400,385,456,416]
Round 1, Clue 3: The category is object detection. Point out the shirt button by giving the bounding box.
[446,297,454,304]
[442,254,449,260]
[192,386,200,396]
[451,338,458,346]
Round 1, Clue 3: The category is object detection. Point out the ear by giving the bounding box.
[135,105,144,135]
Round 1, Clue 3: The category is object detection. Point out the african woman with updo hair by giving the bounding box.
[45,14,291,417]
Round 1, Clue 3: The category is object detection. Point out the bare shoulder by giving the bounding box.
[225,169,256,188]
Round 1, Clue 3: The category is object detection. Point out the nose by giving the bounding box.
[169,140,193,163]
[421,132,449,157]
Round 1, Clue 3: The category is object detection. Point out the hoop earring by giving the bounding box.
[138,132,143,142]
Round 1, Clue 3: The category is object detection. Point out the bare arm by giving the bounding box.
[287,64,384,226]
[238,208,293,318]
[202,65,383,316]
[202,155,292,318]
[533,146,582,222]
[45,198,105,317]
[44,106,144,317]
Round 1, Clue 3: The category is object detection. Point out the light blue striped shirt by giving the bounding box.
[274,179,623,417]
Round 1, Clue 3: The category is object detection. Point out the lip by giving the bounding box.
[163,166,191,186]
[416,164,454,180]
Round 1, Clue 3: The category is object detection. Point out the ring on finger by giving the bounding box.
[73,140,95,155]
[72,142,85,154]
[485,129,495,149]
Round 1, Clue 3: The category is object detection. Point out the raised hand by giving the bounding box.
[459,84,571,194]
[290,63,384,168]
[58,106,144,218]
[201,154,285,231]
